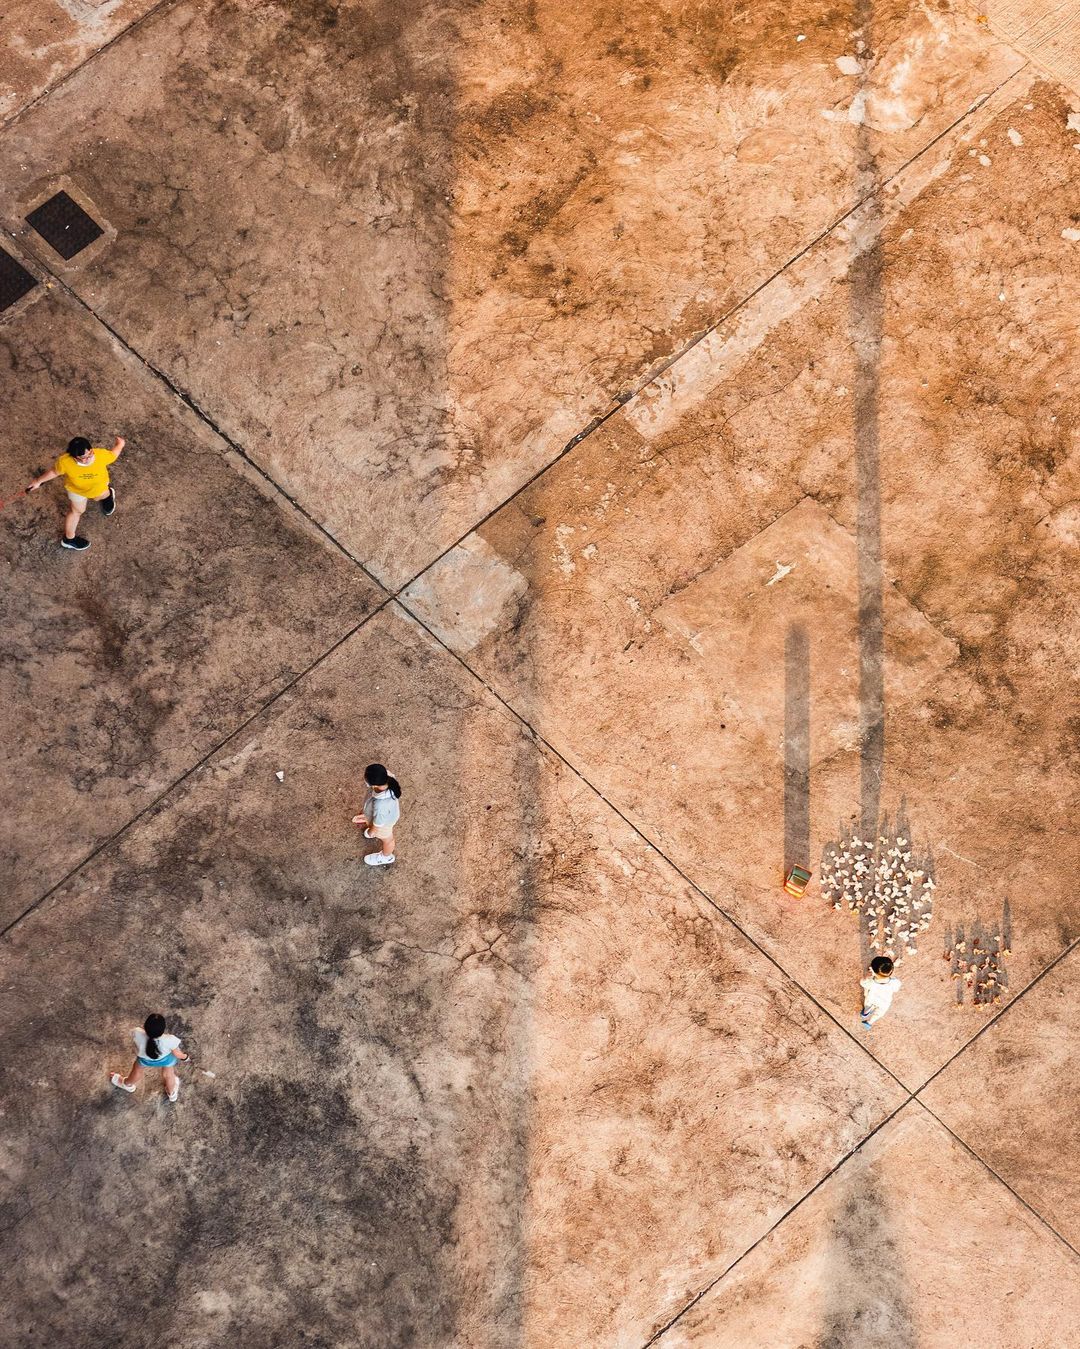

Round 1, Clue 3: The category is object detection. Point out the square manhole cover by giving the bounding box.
[25,191,104,260]
[0,249,38,312]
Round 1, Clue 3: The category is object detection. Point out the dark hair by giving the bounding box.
[144,1013,167,1061]
[364,762,401,799]
[67,436,92,457]
[870,956,894,977]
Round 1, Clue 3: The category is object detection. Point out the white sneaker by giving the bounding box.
[167,1083,180,1103]
[110,1073,136,1093]
[364,853,395,867]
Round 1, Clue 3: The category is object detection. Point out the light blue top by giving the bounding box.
[366,788,400,828]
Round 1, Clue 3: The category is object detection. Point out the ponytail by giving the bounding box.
[386,775,402,800]
[144,1012,167,1061]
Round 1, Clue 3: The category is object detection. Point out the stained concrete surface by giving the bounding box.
[1,0,1079,1345]
[0,608,904,1347]
[0,286,380,927]
[0,0,162,122]
[406,73,1080,1089]
[0,0,1022,584]
[662,1106,1080,1347]
[921,943,1080,1249]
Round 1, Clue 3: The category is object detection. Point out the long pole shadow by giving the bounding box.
[818,2,917,1344]
[784,623,811,876]
[850,0,886,842]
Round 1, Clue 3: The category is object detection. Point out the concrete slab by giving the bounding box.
[0,606,903,1347]
[0,289,380,928]
[654,496,958,768]
[0,0,1022,585]
[659,1105,1080,1347]
[0,0,161,123]
[405,77,1080,1087]
[976,0,1080,93]
[921,943,1080,1249]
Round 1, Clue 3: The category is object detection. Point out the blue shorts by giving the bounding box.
[138,1053,178,1068]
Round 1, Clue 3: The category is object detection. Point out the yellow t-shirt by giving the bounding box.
[53,448,117,498]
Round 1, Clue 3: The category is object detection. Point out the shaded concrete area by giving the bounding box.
[921,942,1080,1249]
[406,74,1080,1087]
[1,0,1078,1344]
[0,0,1022,584]
[0,288,380,926]
[0,0,162,121]
[661,1106,1080,1346]
[0,608,903,1347]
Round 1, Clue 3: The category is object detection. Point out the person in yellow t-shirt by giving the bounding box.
[27,434,126,551]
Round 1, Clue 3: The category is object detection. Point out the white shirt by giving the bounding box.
[860,976,902,1011]
[133,1028,181,1060]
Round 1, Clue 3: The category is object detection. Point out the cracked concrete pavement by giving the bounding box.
[1,1,1077,1345]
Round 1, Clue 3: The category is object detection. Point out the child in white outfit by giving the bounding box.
[860,955,902,1029]
[352,762,401,867]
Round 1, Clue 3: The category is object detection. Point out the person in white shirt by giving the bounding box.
[860,955,902,1029]
[110,1013,188,1102]
[352,762,402,868]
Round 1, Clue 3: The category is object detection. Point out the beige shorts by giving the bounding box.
[367,823,395,841]
[67,488,108,506]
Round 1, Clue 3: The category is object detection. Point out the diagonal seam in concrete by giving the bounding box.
[9,267,389,591]
[913,934,1080,1096]
[0,599,394,941]
[640,1098,914,1346]
[389,598,913,1092]
[0,57,1033,943]
[916,1099,1080,1261]
[0,36,1058,1345]
[0,0,184,135]
[643,1095,1080,1346]
[390,61,1033,598]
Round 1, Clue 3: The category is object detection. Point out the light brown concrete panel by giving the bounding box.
[921,943,1080,1249]
[976,0,1080,93]
[0,0,1023,585]
[0,288,380,928]
[404,79,1080,1087]
[0,0,162,123]
[659,1105,1080,1347]
[0,606,902,1348]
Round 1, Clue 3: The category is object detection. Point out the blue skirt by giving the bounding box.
[137,1053,178,1068]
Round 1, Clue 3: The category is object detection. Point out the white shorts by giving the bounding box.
[367,823,395,841]
[67,488,109,506]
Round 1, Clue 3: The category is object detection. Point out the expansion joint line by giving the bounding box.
[14,264,385,594]
[388,62,1030,598]
[0,600,394,941]
[0,0,184,136]
[0,37,1056,1338]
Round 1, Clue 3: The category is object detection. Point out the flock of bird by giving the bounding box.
[820,822,1012,1006]
[819,827,936,962]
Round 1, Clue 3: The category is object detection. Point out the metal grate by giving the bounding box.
[25,191,104,260]
[0,248,38,313]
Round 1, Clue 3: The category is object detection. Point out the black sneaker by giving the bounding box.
[100,488,116,517]
[60,536,91,551]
